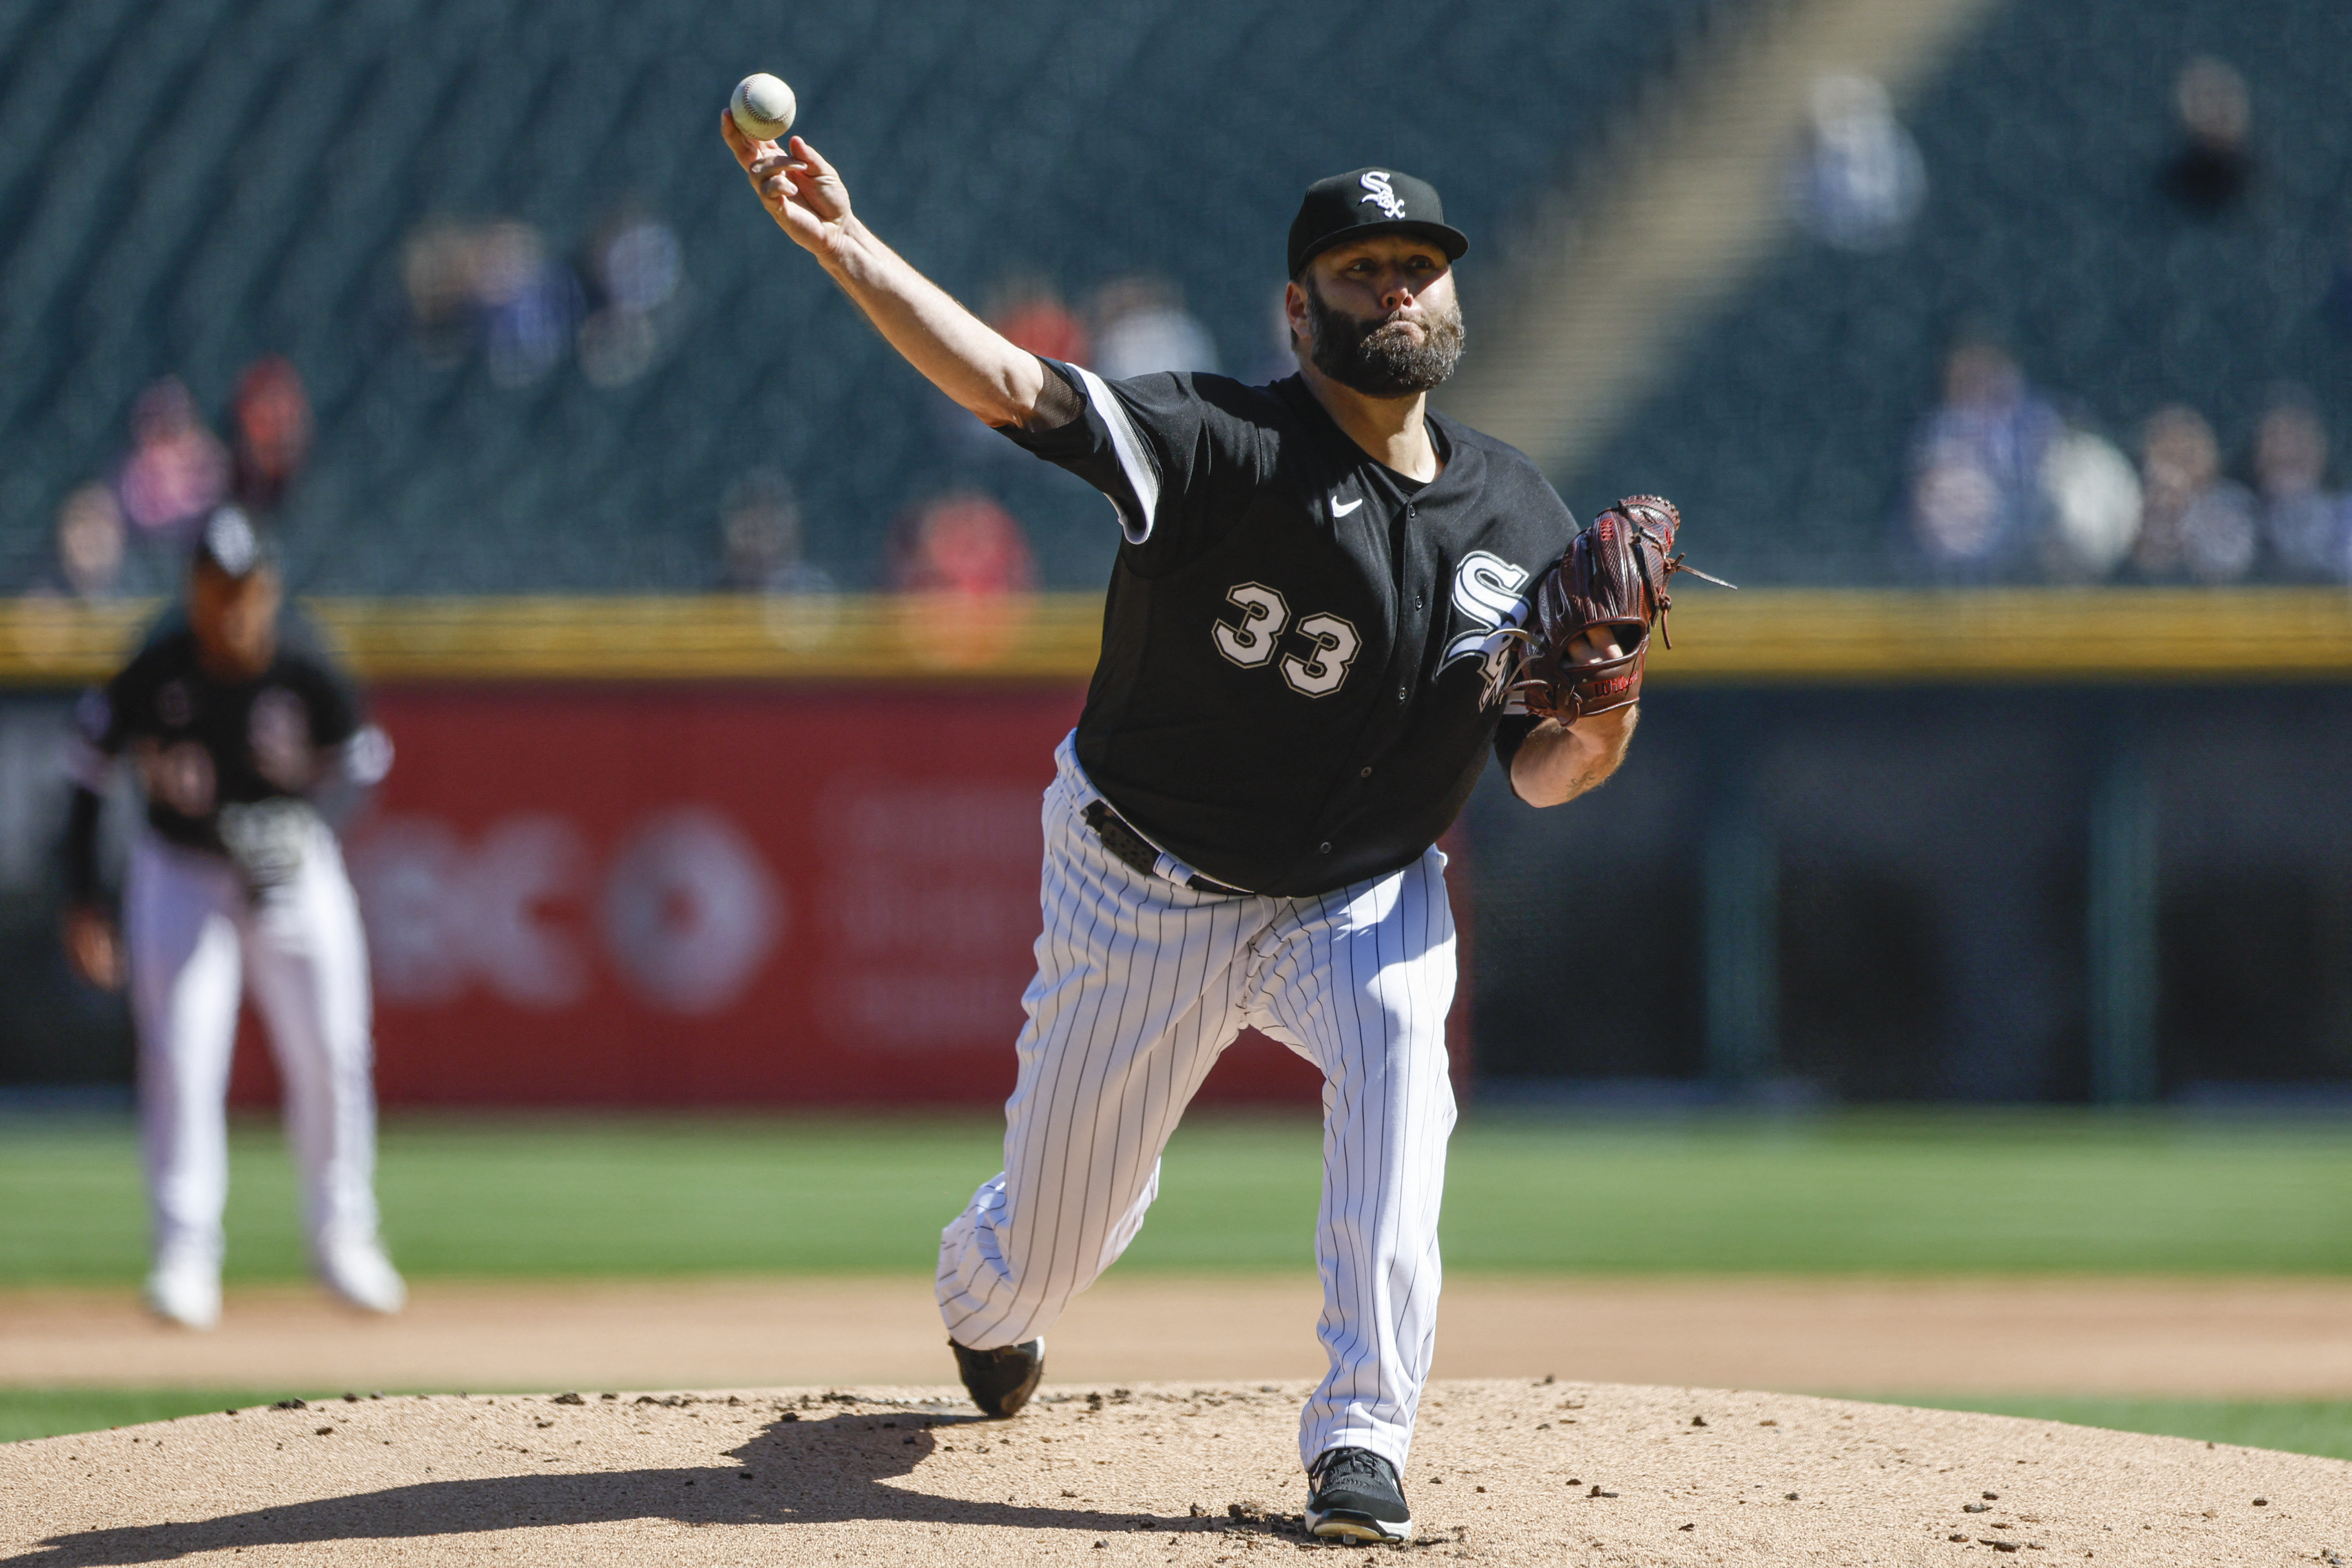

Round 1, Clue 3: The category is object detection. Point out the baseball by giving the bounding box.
[730,73,796,143]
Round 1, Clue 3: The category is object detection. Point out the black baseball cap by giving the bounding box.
[1287,167,1469,279]
[192,505,273,578]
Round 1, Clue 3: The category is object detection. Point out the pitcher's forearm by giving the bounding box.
[1509,706,1638,807]
[822,220,1046,428]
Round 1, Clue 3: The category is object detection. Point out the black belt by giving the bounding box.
[1082,800,1251,897]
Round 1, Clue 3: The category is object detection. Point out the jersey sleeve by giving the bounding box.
[999,359,1265,558]
[1492,713,1540,771]
[66,688,118,791]
[66,654,149,789]
[287,652,363,748]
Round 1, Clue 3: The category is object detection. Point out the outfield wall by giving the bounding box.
[2,590,2347,1105]
[226,683,1421,1110]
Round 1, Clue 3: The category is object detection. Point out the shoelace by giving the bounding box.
[1311,1448,1397,1495]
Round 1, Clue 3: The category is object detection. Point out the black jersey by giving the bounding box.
[73,628,366,859]
[1006,360,1577,897]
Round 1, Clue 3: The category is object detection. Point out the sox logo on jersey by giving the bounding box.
[1440,550,1535,706]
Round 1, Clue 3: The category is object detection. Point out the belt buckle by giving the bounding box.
[1082,800,1158,878]
[1084,799,1248,897]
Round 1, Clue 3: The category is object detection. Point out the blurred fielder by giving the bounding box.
[62,507,403,1329]
[726,113,1694,1540]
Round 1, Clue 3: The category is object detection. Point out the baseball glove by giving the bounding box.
[1509,494,1731,724]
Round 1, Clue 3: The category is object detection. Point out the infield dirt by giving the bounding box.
[4,1276,2348,1397]
[5,1379,2348,1566]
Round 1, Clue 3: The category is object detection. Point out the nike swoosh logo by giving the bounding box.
[1331,497,1364,516]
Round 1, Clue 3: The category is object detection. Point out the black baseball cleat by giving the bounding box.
[949,1336,1044,1418]
[1306,1446,1413,1543]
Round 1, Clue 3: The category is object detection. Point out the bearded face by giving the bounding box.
[1302,279,1466,398]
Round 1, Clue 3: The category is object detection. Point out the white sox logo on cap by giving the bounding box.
[1289,166,1466,278]
[201,506,260,575]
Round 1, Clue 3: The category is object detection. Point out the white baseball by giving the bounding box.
[730,73,797,143]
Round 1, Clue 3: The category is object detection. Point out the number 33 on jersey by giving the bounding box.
[1213,584,1362,697]
[1214,550,1528,701]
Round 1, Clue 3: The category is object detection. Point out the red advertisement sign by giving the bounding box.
[229,685,1380,1108]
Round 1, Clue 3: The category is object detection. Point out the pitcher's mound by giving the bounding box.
[4,1381,2344,1565]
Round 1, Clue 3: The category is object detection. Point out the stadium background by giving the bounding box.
[0,0,2349,1455]
[2,0,2347,1107]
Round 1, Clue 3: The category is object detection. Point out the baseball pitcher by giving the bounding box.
[727,118,1707,1542]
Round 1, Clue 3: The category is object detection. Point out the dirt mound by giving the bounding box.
[4,1380,2346,1566]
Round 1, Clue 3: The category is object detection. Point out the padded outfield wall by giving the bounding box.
[0,591,2347,1106]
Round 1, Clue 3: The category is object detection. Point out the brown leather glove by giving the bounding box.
[1511,495,1728,723]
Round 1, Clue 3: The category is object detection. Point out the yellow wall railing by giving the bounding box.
[1,588,2347,686]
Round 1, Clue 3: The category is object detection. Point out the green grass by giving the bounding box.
[1865,1397,2352,1463]
[0,1388,311,1444]
[7,1386,2349,1460]
[2,1110,2347,1284]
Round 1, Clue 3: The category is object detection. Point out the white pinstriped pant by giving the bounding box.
[938,734,1457,1470]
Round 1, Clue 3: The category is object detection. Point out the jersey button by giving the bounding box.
[1359,766,1373,778]
[1319,842,1332,854]
[1397,685,1408,700]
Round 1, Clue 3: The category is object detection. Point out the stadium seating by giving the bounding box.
[0,0,1738,594]
[1567,0,2352,583]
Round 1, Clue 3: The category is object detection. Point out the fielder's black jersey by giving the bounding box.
[73,629,366,858]
[1007,360,1577,897]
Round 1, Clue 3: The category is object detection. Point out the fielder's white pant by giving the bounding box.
[124,823,383,1270]
[939,735,1458,1470]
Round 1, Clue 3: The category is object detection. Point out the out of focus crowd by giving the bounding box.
[1897,55,2349,585]
[28,359,315,604]
[21,42,2346,603]
[402,212,687,390]
[26,234,1248,603]
[1904,340,2349,585]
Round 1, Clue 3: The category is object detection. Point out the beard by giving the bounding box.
[1304,283,1466,397]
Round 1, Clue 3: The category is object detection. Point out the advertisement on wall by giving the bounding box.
[228,686,1352,1108]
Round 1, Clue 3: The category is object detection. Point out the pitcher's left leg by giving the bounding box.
[1255,845,1458,1472]
[243,829,400,1311]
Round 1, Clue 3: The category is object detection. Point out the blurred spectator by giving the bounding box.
[989,277,1089,365]
[2132,405,2257,582]
[402,218,580,385]
[2160,57,2254,217]
[1790,74,1926,253]
[403,221,481,368]
[229,355,313,514]
[1090,275,1219,379]
[477,222,580,387]
[935,277,1092,460]
[891,492,1036,595]
[579,213,684,389]
[48,483,133,599]
[721,469,833,593]
[1904,341,2059,580]
[2253,396,2345,581]
[2036,421,2141,581]
[116,377,229,537]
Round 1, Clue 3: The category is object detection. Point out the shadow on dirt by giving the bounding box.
[6,1407,1248,1565]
